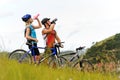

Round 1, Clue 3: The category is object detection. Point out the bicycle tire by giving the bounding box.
[8,49,32,64]
[73,59,94,71]
[48,55,68,68]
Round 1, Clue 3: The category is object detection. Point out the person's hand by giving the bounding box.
[60,44,64,48]
[33,14,40,20]
[35,39,38,43]
[51,18,57,24]
[35,18,39,21]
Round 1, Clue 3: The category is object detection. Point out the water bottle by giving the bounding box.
[33,14,40,20]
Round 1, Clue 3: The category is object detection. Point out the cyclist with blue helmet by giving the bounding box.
[22,14,42,64]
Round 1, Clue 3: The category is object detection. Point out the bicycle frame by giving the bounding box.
[60,46,85,64]
[70,49,85,62]
[18,46,45,63]
[19,43,62,64]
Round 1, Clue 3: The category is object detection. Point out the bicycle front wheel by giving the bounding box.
[48,55,68,68]
[8,49,32,64]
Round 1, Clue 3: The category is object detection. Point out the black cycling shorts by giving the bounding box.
[28,43,40,56]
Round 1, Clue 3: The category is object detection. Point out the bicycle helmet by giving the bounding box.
[41,18,50,25]
[22,14,31,22]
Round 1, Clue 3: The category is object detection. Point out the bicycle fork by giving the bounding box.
[19,55,24,63]
[18,51,30,63]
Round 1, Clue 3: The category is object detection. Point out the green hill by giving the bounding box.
[85,33,120,64]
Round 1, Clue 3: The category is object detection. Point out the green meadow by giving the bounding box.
[0,52,119,80]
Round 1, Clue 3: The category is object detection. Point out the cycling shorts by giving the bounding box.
[28,43,40,56]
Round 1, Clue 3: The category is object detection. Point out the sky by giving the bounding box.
[0,0,120,52]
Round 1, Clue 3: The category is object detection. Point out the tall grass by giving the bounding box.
[0,52,119,80]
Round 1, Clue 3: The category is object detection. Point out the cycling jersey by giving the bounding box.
[43,30,56,48]
[25,25,37,44]
[29,25,37,38]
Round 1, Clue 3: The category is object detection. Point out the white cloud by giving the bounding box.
[0,0,15,5]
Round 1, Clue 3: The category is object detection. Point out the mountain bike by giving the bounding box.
[61,46,94,71]
[8,42,67,68]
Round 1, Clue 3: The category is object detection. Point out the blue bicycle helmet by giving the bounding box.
[22,14,31,22]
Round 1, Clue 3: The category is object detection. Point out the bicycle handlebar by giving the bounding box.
[26,41,65,48]
[53,42,65,48]
[76,46,85,51]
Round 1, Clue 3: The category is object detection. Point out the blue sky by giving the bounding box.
[0,0,120,51]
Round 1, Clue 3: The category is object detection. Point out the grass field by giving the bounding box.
[0,52,119,80]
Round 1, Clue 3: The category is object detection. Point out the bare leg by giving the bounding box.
[35,55,41,64]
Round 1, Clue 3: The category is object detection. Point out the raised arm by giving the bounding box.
[55,33,61,43]
[33,18,42,29]
[42,24,55,34]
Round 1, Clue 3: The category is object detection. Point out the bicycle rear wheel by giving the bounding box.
[9,49,32,64]
[73,59,94,71]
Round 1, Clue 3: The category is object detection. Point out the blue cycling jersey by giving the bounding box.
[29,25,37,38]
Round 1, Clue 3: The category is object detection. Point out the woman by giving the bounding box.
[22,14,42,64]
